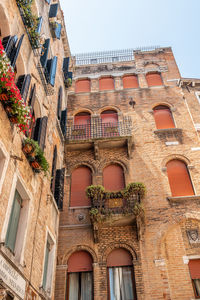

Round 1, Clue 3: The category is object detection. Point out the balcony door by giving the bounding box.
[74,112,91,140]
[101,110,119,138]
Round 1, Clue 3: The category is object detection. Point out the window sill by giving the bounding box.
[154,128,182,134]
[0,243,25,270]
[167,195,200,202]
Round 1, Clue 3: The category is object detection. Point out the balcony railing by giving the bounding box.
[66,117,132,141]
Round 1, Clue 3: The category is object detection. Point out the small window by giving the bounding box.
[103,164,125,191]
[166,160,194,197]
[67,251,93,300]
[153,105,175,129]
[99,77,114,91]
[42,234,55,295]
[75,79,91,93]
[188,260,200,298]
[123,75,139,89]
[146,72,163,87]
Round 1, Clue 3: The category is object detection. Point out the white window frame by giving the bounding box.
[0,140,9,195]
[1,172,32,265]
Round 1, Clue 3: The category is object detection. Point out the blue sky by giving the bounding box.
[60,0,200,78]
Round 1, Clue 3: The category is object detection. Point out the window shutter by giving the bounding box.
[62,57,69,79]
[67,71,73,81]
[42,241,50,289]
[49,56,57,86]
[36,16,43,34]
[49,3,59,18]
[16,74,31,103]
[189,260,200,279]
[33,117,48,150]
[50,146,57,194]
[28,84,36,112]
[99,77,114,90]
[55,23,62,39]
[5,190,22,252]
[75,79,90,93]
[54,168,65,209]
[2,36,17,59]
[153,106,175,129]
[10,34,24,68]
[57,87,62,120]
[60,109,67,136]
[123,75,139,89]
[146,73,163,86]
[103,164,125,191]
[68,251,93,272]
[40,38,50,68]
[107,248,132,267]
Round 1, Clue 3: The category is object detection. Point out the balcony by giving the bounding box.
[65,117,133,158]
[86,184,145,243]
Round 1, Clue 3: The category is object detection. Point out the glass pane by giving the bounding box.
[69,273,79,300]
[109,267,134,300]
[194,279,200,296]
[81,272,92,300]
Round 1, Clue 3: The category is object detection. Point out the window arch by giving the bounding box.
[74,111,91,126]
[103,164,125,191]
[107,248,137,299]
[146,72,163,86]
[75,79,91,93]
[153,105,175,129]
[67,251,93,299]
[123,75,139,89]
[99,77,114,91]
[166,159,194,197]
[70,166,92,207]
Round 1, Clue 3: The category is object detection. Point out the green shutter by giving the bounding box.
[5,190,22,252]
[42,241,50,289]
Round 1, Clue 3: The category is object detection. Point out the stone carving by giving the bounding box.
[187,229,200,243]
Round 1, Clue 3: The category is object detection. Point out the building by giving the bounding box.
[55,47,200,300]
[0,0,72,299]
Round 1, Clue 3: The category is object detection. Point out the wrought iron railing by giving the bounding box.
[66,117,132,141]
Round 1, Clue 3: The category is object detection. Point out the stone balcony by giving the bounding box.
[65,117,133,158]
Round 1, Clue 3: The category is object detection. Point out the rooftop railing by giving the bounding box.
[66,117,132,141]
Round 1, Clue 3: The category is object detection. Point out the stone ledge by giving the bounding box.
[154,128,182,134]
[167,195,200,202]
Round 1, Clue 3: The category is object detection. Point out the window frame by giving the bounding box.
[0,141,9,195]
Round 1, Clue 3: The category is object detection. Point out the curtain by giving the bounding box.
[68,272,93,300]
[81,272,92,300]
[194,279,200,296]
[109,267,134,300]
[69,273,79,300]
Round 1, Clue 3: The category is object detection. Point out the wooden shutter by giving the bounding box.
[57,87,63,120]
[75,79,90,93]
[33,117,48,150]
[28,84,36,113]
[2,36,17,59]
[70,167,92,207]
[5,190,22,252]
[49,3,58,18]
[62,57,70,81]
[189,260,200,279]
[107,248,132,267]
[54,168,65,209]
[60,109,67,136]
[40,39,50,68]
[55,23,62,39]
[101,111,118,124]
[36,17,43,34]
[99,77,114,91]
[16,74,31,103]
[50,146,57,194]
[49,56,58,86]
[74,114,91,126]
[166,160,194,197]
[123,75,139,89]
[10,34,24,68]
[68,251,93,272]
[42,241,50,289]
[103,164,125,191]
[146,73,163,86]
[153,106,175,129]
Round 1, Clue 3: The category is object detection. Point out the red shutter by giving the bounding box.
[153,106,175,129]
[103,164,125,191]
[166,160,194,197]
[146,73,163,86]
[75,79,90,93]
[68,251,93,272]
[99,77,114,91]
[101,111,118,124]
[107,248,132,267]
[123,75,139,89]
[74,114,91,125]
[70,167,92,207]
[189,260,200,279]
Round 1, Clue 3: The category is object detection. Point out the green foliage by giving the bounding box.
[86,185,105,200]
[123,182,146,199]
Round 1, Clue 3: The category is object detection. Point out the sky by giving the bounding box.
[60,0,200,78]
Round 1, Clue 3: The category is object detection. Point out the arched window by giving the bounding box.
[146,72,163,87]
[123,75,139,89]
[70,166,92,206]
[153,105,175,129]
[107,248,137,299]
[101,110,119,137]
[67,251,93,299]
[74,112,91,139]
[166,160,194,197]
[75,79,91,93]
[99,77,114,91]
[103,164,125,191]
